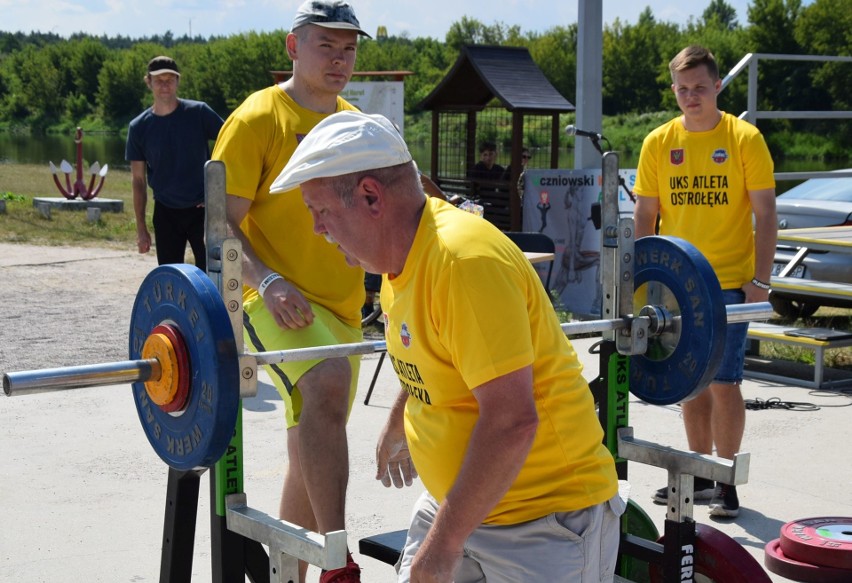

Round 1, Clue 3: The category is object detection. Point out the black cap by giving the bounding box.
[147,56,180,77]
[291,0,371,38]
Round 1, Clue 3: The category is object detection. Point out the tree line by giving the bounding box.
[0,0,848,156]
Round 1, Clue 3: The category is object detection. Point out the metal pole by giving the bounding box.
[3,359,159,396]
[5,304,774,396]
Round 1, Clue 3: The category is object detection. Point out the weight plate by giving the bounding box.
[630,236,726,405]
[141,332,180,406]
[129,264,239,471]
[151,324,191,413]
[651,523,771,582]
[780,517,852,570]
[766,538,852,583]
[619,499,659,582]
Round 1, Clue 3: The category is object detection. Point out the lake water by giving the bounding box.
[0,131,608,173]
[0,132,845,193]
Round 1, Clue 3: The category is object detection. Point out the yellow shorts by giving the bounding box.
[243,296,362,428]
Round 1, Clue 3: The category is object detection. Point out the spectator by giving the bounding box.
[210,2,371,581]
[126,55,224,272]
[633,45,777,519]
[467,141,504,181]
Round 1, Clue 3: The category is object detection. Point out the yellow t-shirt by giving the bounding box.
[211,86,363,326]
[633,112,775,289]
[381,198,617,525]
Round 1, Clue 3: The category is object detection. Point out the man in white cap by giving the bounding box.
[211,2,370,581]
[271,110,623,583]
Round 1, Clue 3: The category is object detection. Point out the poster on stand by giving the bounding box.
[522,169,637,319]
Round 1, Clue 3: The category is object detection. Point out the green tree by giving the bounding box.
[5,45,64,128]
[702,0,740,30]
[603,10,679,114]
[96,48,150,124]
[794,0,852,111]
[445,17,519,51]
[528,25,578,104]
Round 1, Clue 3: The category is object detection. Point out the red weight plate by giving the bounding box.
[152,324,191,413]
[780,517,852,570]
[651,523,771,583]
[765,538,852,583]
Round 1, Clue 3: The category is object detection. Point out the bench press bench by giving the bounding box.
[745,322,852,389]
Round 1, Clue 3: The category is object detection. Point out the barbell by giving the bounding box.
[2,236,773,471]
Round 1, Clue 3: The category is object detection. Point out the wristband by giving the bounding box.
[751,277,771,290]
[258,272,283,298]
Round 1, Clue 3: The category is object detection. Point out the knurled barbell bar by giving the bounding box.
[2,236,773,471]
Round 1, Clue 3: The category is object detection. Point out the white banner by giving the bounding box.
[522,169,637,319]
[340,81,405,134]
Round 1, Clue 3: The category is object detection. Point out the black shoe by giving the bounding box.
[652,477,715,505]
[709,483,739,517]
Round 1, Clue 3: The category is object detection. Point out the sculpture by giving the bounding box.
[49,127,109,200]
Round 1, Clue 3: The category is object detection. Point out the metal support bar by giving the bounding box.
[617,427,750,488]
[225,494,348,574]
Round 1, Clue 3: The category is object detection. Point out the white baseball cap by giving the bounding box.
[270,110,412,194]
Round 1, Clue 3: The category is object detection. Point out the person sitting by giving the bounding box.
[467,141,504,181]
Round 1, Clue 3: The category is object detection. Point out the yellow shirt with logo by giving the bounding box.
[381,198,617,525]
[211,86,363,326]
[633,112,775,289]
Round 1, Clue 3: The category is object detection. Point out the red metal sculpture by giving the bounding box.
[49,127,109,200]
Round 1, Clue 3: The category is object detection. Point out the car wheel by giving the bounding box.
[770,296,820,319]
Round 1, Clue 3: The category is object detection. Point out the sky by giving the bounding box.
[0,0,761,40]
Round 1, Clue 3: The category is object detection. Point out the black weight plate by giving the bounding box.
[129,264,239,471]
[630,236,726,405]
[652,523,772,582]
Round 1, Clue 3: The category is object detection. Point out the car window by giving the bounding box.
[778,177,852,202]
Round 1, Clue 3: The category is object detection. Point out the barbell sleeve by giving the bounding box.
[4,359,160,396]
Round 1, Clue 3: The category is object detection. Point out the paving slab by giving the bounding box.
[1,242,850,582]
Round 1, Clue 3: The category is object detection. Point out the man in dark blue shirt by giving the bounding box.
[126,55,223,272]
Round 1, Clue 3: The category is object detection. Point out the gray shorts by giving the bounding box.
[396,490,625,583]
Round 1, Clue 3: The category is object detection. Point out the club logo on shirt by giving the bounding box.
[400,322,412,348]
[711,148,728,164]
[670,149,684,166]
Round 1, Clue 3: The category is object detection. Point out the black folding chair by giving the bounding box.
[503,231,556,290]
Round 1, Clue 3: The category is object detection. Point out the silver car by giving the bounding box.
[771,170,852,318]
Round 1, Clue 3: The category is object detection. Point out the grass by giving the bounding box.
[762,309,852,370]
[1,162,849,371]
[0,162,139,249]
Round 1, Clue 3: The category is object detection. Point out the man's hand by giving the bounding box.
[263,278,315,329]
[410,541,463,583]
[137,229,151,254]
[376,421,417,488]
[743,281,770,304]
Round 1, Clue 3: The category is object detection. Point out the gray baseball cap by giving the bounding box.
[291,0,371,38]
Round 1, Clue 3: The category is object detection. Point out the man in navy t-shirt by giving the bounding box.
[126,55,223,271]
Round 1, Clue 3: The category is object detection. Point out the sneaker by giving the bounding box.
[320,553,361,583]
[709,483,740,518]
[652,477,715,505]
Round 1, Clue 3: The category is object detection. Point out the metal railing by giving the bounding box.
[720,53,852,183]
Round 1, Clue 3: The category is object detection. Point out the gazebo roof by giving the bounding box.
[418,45,575,113]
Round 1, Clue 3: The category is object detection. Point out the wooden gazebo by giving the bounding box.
[418,45,575,230]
